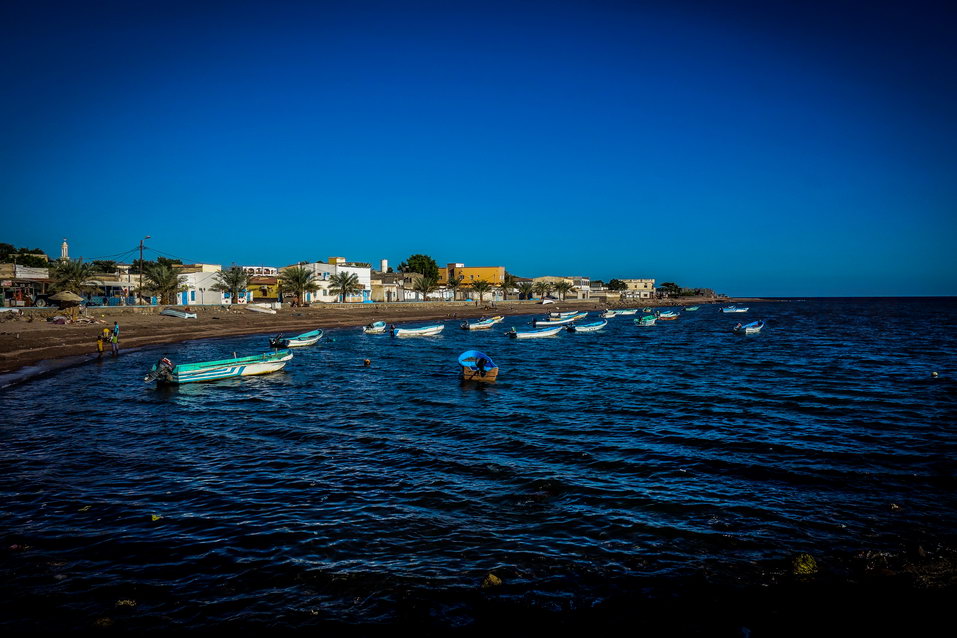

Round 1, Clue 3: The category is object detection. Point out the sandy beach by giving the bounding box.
[0,297,745,379]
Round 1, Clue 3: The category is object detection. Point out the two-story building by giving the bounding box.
[288,257,372,303]
[619,278,656,300]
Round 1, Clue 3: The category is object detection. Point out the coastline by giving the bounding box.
[0,297,751,386]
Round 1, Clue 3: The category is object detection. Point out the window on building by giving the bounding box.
[190,291,195,301]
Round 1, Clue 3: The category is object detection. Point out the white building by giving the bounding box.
[288,257,372,303]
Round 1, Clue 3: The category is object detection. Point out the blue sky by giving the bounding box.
[2,0,955,296]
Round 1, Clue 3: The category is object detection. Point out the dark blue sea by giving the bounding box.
[2,299,955,634]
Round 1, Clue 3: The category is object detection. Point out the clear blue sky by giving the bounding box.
[2,0,955,296]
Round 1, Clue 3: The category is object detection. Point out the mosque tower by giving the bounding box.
[60,238,69,260]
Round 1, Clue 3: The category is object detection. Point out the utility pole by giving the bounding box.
[139,235,151,304]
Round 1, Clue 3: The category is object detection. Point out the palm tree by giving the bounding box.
[471,280,492,306]
[144,262,186,305]
[532,281,553,300]
[50,259,96,294]
[412,275,438,301]
[517,282,535,300]
[445,276,461,301]
[500,272,516,300]
[280,266,319,306]
[328,271,363,303]
[554,281,574,301]
[212,266,251,304]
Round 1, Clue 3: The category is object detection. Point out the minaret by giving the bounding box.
[60,238,69,261]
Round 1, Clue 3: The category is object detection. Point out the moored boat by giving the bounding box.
[600,310,619,318]
[461,315,505,330]
[458,350,499,382]
[506,325,564,339]
[548,311,578,318]
[567,319,607,333]
[656,311,679,321]
[160,308,197,319]
[617,309,638,315]
[144,350,293,385]
[532,311,587,327]
[362,321,387,334]
[685,306,699,312]
[270,329,323,348]
[635,315,656,326]
[733,320,765,334]
[721,305,749,313]
[392,324,445,337]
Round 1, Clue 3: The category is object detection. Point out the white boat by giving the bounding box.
[160,308,197,319]
[635,315,656,327]
[144,350,293,385]
[392,324,445,337]
[600,310,619,318]
[548,311,579,318]
[461,316,505,330]
[733,320,765,334]
[247,305,277,314]
[362,321,387,334]
[270,329,323,348]
[506,325,564,339]
[566,319,607,333]
[616,309,638,315]
[532,311,587,327]
[720,306,749,313]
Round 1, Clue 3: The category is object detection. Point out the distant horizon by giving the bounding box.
[2,1,955,297]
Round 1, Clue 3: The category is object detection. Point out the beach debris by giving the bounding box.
[791,552,818,575]
[115,599,137,608]
[363,359,371,367]
[150,514,163,522]
[481,572,503,588]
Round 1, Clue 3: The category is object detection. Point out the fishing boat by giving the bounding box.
[506,325,564,339]
[531,312,587,327]
[617,309,638,315]
[247,305,277,314]
[269,329,323,348]
[392,324,445,337]
[657,311,680,321]
[458,350,499,382]
[160,308,197,319]
[144,350,293,385]
[635,315,656,327]
[600,310,619,318]
[685,306,699,312]
[461,316,505,330]
[548,311,579,318]
[362,321,387,334]
[720,305,749,313]
[733,320,765,334]
[567,319,607,333]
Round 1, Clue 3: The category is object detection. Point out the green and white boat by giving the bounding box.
[144,350,293,385]
[635,315,657,327]
[685,306,699,312]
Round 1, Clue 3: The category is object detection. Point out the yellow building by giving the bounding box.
[438,263,505,286]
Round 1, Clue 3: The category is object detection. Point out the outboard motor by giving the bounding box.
[269,333,286,349]
[144,357,174,383]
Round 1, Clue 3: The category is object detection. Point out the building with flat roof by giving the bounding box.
[438,263,505,286]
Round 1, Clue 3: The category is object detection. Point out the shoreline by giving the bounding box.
[0,297,750,387]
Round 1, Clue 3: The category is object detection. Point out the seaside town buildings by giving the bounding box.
[1,238,711,307]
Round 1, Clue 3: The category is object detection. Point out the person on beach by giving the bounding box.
[111,322,120,355]
[96,334,104,358]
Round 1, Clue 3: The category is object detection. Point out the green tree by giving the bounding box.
[658,281,681,297]
[50,259,96,294]
[398,254,439,280]
[412,275,438,301]
[607,279,628,291]
[471,280,492,306]
[517,282,535,300]
[144,262,186,305]
[554,280,573,301]
[445,275,461,301]
[212,266,251,304]
[92,260,117,274]
[279,266,319,305]
[328,271,363,303]
[532,281,553,299]
[500,272,516,300]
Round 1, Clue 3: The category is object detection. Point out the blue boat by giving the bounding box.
[144,350,293,385]
[733,320,765,334]
[458,350,499,382]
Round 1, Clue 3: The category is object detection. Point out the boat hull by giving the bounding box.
[160,308,197,319]
[508,326,564,339]
[393,325,445,337]
[567,320,607,333]
[363,321,387,334]
[147,351,293,385]
[635,317,656,326]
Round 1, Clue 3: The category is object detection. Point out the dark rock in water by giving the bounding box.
[792,553,818,575]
